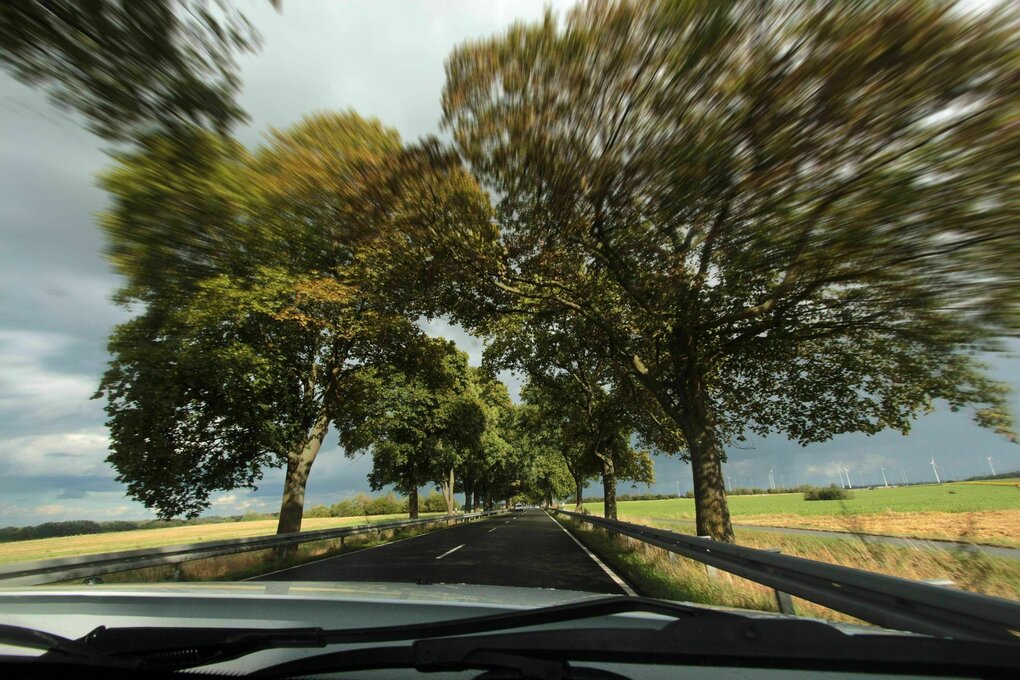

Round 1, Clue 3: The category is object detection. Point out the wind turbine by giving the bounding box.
[900,468,908,485]
[987,457,996,476]
[930,458,941,484]
[768,468,776,491]
[675,481,681,498]
[836,463,846,489]
[843,465,853,489]
[880,465,889,488]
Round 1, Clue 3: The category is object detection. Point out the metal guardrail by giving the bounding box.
[0,510,504,587]
[550,509,1020,643]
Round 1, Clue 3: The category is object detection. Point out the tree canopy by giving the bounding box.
[0,0,261,142]
[97,112,494,530]
[443,0,1019,539]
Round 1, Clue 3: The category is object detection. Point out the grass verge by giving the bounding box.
[555,515,1020,627]
[46,519,459,585]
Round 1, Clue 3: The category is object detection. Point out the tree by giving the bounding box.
[356,339,477,518]
[444,0,1019,539]
[457,367,515,512]
[97,112,493,532]
[0,0,261,142]
[514,404,576,507]
[489,317,654,519]
[517,388,598,510]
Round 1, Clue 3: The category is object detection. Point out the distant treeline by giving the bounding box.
[579,486,820,503]
[965,470,1020,482]
[578,484,858,504]
[304,491,458,519]
[0,491,457,544]
[0,515,263,543]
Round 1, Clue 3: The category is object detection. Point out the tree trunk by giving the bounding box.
[680,366,735,542]
[599,453,617,520]
[485,488,492,511]
[464,478,473,515]
[408,485,419,519]
[440,468,455,515]
[276,410,329,535]
[573,475,584,511]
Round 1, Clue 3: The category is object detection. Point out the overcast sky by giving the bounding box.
[1,1,1017,527]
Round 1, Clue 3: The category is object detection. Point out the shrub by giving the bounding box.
[804,485,854,501]
[421,490,459,513]
[304,505,332,519]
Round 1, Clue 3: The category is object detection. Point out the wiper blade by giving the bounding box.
[66,595,710,669]
[254,619,1020,679]
[0,624,119,665]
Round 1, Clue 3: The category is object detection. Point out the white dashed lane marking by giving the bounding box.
[435,544,466,560]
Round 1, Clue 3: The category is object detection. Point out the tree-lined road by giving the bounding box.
[252,510,632,594]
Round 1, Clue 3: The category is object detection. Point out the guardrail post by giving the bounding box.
[698,535,720,581]
[765,549,796,615]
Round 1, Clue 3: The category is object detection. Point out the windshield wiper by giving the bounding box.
[0,624,100,660]
[36,595,707,669]
[12,595,1019,676]
[252,619,1020,679]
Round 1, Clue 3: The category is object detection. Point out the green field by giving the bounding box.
[584,483,1020,519]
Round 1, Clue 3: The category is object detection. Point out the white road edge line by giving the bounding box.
[548,513,638,596]
[435,543,466,560]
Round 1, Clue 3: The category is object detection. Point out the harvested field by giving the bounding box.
[0,513,444,566]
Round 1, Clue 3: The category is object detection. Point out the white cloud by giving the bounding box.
[0,429,110,477]
[213,494,238,506]
[34,504,67,517]
[0,330,99,424]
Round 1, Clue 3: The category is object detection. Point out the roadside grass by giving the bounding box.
[583,483,1020,547]
[0,513,445,567]
[556,516,1020,627]
[50,521,452,585]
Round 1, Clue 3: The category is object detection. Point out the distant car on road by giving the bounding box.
[512,503,525,512]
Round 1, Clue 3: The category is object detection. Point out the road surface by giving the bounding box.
[252,509,633,594]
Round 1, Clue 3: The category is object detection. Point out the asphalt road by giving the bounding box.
[252,509,629,594]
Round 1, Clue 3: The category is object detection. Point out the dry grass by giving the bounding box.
[557,516,1020,628]
[732,510,1020,547]
[55,523,442,585]
[0,513,444,566]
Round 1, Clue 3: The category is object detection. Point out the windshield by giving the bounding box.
[1,1,1018,677]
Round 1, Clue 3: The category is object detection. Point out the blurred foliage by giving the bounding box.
[95,112,494,524]
[0,0,261,142]
[443,0,1019,539]
[804,485,854,501]
[490,315,655,519]
[353,342,518,516]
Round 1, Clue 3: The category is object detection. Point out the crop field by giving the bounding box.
[582,483,1020,547]
[957,478,1020,487]
[0,513,444,566]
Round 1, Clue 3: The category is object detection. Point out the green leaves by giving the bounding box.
[97,111,495,522]
[0,0,259,143]
[444,0,1018,537]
